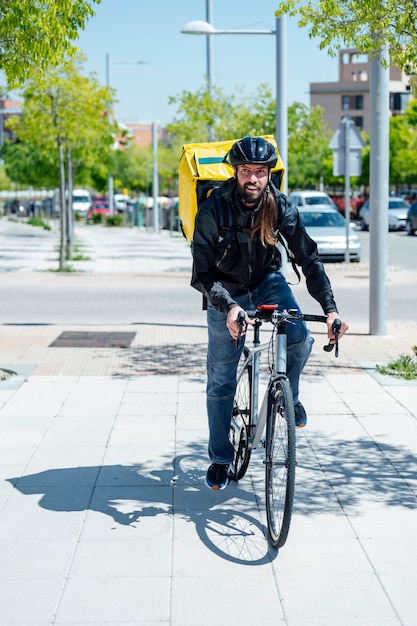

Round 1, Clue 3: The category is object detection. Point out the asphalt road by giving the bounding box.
[0,218,416,328]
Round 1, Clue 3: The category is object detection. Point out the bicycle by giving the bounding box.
[229,305,341,549]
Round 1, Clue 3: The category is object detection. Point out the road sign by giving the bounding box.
[329,117,365,177]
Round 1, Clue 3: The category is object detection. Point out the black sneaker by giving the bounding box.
[205,463,230,490]
[294,402,307,428]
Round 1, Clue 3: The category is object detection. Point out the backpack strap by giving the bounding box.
[276,231,301,285]
[272,191,301,285]
[213,186,236,245]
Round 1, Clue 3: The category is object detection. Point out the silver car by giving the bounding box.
[298,207,361,262]
[359,198,409,231]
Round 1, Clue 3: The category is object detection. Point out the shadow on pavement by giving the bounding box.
[7,435,416,565]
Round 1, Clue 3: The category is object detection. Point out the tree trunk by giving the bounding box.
[66,145,73,261]
[57,134,66,271]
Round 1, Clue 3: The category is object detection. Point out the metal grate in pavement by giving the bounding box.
[49,331,136,348]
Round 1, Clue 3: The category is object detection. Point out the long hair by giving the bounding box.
[250,186,277,246]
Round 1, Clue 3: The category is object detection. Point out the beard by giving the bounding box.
[236,181,266,205]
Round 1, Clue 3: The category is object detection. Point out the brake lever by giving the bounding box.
[323,318,342,357]
[231,310,247,350]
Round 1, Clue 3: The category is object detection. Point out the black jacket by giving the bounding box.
[191,178,338,315]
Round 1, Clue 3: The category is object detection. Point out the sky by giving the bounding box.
[73,0,339,127]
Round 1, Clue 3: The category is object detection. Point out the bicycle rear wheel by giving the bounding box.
[265,377,296,549]
[229,347,252,482]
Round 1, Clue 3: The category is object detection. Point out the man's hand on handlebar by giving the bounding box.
[326,312,348,342]
[227,306,255,345]
[323,312,348,357]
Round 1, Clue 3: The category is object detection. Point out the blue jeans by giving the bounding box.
[206,271,314,464]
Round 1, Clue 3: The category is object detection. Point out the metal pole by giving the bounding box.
[206,0,214,93]
[344,116,351,264]
[152,121,159,233]
[276,16,287,195]
[105,53,114,216]
[206,0,214,141]
[369,48,390,335]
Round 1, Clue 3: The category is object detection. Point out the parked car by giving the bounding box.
[86,196,110,222]
[406,201,417,236]
[289,190,338,209]
[400,189,417,204]
[72,188,92,217]
[359,198,409,231]
[298,207,361,262]
[113,193,129,213]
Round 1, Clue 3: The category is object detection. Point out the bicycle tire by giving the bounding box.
[265,377,296,549]
[229,347,252,482]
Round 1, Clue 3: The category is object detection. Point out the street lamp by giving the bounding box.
[181,14,288,193]
[105,53,147,214]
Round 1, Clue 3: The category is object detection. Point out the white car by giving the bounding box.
[289,190,337,209]
[298,207,361,262]
[359,197,409,231]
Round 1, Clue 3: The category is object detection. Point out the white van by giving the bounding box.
[113,193,130,213]
[72,188,92,216]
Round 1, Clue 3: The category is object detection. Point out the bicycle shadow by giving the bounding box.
[6,446,274,566]
[8,435,415,566]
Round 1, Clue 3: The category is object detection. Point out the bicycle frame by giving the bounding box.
[237,313,289,450]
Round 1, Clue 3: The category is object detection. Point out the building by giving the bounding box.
[116,121,166,148]
[310,49,412,134]
[0,97,22,146]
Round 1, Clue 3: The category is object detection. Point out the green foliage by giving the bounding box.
[0,0,101,86]
[275,0,417,80]
[0,164,11,190]
[3,53,114,188]
[1,139,59,188]
[389,101,417,188]
[167,83,276,145]
[376,347,417,380]
[27,216,51,230]
[88,212,104,224]
[105,214,123,227]
[287,103,333,189]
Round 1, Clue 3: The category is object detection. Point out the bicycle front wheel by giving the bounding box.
[265,378,296,549]
[229,347,252,482]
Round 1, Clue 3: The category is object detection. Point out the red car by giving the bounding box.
[86,196,110,222]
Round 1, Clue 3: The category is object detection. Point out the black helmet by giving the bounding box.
[228,136,278,169]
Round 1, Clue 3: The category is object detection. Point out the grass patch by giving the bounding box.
[105,214,123,227]
[376,346,417,380]
[27,216,51,230]
[68,243,90,262]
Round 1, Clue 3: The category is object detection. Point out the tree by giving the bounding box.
[287,103,332,189]
[275,0,417,75]
[6,54,114,268]
[389,103,417,189]
[167,83,276,144]
[0,0,101,85]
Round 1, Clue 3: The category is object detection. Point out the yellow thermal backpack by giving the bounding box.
[178,135,285,242]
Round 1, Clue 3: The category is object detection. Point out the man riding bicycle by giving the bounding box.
[191,136,348,490]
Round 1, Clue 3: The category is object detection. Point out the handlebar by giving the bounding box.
[232,305,342,357]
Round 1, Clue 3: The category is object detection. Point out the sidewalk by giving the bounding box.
[0,220,416,625]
